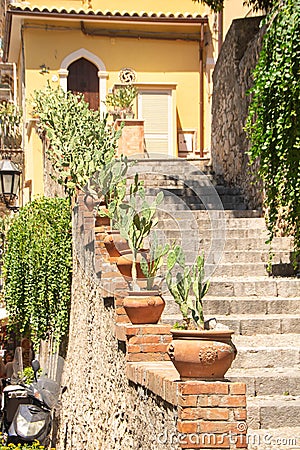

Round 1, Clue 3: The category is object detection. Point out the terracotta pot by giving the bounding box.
[116,250,148,281]
[103,231,130,262]
[95,206,110,227]
[123,291,165,324]
[168,329,237,380]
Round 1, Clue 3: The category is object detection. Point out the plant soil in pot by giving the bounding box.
[168,329,237,380]
[123,290,165,324]
[103,230,130,262]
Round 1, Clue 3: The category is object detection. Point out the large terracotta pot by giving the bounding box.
[116,250,148,281]
[103,231,130,262]
[168,329,237,380]
[123,291,165,324]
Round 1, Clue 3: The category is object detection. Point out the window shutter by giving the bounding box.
[139,91,170,155]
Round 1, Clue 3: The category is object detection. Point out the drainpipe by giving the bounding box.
[199,23,204,158]
[218,10,223,55]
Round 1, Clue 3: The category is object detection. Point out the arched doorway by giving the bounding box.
[67,58,99,110]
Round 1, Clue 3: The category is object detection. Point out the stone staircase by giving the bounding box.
[132,159,300,449]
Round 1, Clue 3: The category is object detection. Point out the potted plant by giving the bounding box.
[0,102,22,149]
[116,186,163,287]
[166,245,237,380]
[84,154,132,229]
[104,85,138,120]
[116,188,166,324]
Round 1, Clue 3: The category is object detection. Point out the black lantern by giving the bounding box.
[0,159,21,211]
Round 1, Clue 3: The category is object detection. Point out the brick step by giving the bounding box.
[231,333,300,369]
[247,426,300,449]
[161,295,300,316]
[227,367,300,397]
[160,314,300,336]
[246,395,300,429]
[207,277,300,297]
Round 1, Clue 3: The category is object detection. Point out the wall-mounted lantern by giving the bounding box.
[0,159,21,212]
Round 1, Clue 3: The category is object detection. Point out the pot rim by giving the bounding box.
[170,329,235,339]
[127,290,160,297]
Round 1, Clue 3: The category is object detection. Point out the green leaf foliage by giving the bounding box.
[193,0,275,13]
[31,84,121,197]
[3,197,72,348]
[246,0,300,257]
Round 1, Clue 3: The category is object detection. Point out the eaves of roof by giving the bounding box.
[4,5,208,61]
[6,5,208,23]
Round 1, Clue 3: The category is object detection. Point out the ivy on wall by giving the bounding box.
[246,0,300,256]
[3,197,72,348]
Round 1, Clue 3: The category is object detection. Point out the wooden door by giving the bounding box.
[67,58,99,110]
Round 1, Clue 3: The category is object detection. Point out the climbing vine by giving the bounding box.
[31,84,122,197]
[3,197,72,348]
[246,0,300,257]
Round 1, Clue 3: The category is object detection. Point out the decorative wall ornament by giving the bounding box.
[119,68,137,84]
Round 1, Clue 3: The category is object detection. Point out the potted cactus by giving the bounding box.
[84,154,132,228]
[116,188,166,324]
[166,245,237,380]
[104,85,138,120]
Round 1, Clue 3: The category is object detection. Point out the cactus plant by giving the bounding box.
[140,232,170,290]
[166,245,210,329]
[117,187,164,289]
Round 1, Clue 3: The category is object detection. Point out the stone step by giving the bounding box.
[247,426,300,449]
[158,234,293,252]
[157,225,271,240]
[159,262,273,278]
[216,250,292,264]
[157,209,263,220]
[146,187,247,203]
[227,367,300,397]
[161,295,300,316]
[207,277,300,297]
[231,333,300,369]
[133,157,211,171]
[157,217,268,233]
[246,395,300,430]
[206,262,269,277]
[161,314,300,335]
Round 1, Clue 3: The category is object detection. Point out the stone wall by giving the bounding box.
[211,17,264,209]
[55,193,248,450]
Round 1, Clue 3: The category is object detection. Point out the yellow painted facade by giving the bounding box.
[3,0,256,198]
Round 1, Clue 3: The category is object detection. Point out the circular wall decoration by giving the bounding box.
[119,68,137,84]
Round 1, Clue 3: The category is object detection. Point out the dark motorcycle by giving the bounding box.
[1,358,60,445]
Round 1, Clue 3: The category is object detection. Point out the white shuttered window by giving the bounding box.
[138,90,172,156]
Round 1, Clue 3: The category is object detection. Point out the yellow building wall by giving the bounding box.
[19,0,257,196]
[23,25,203,195]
